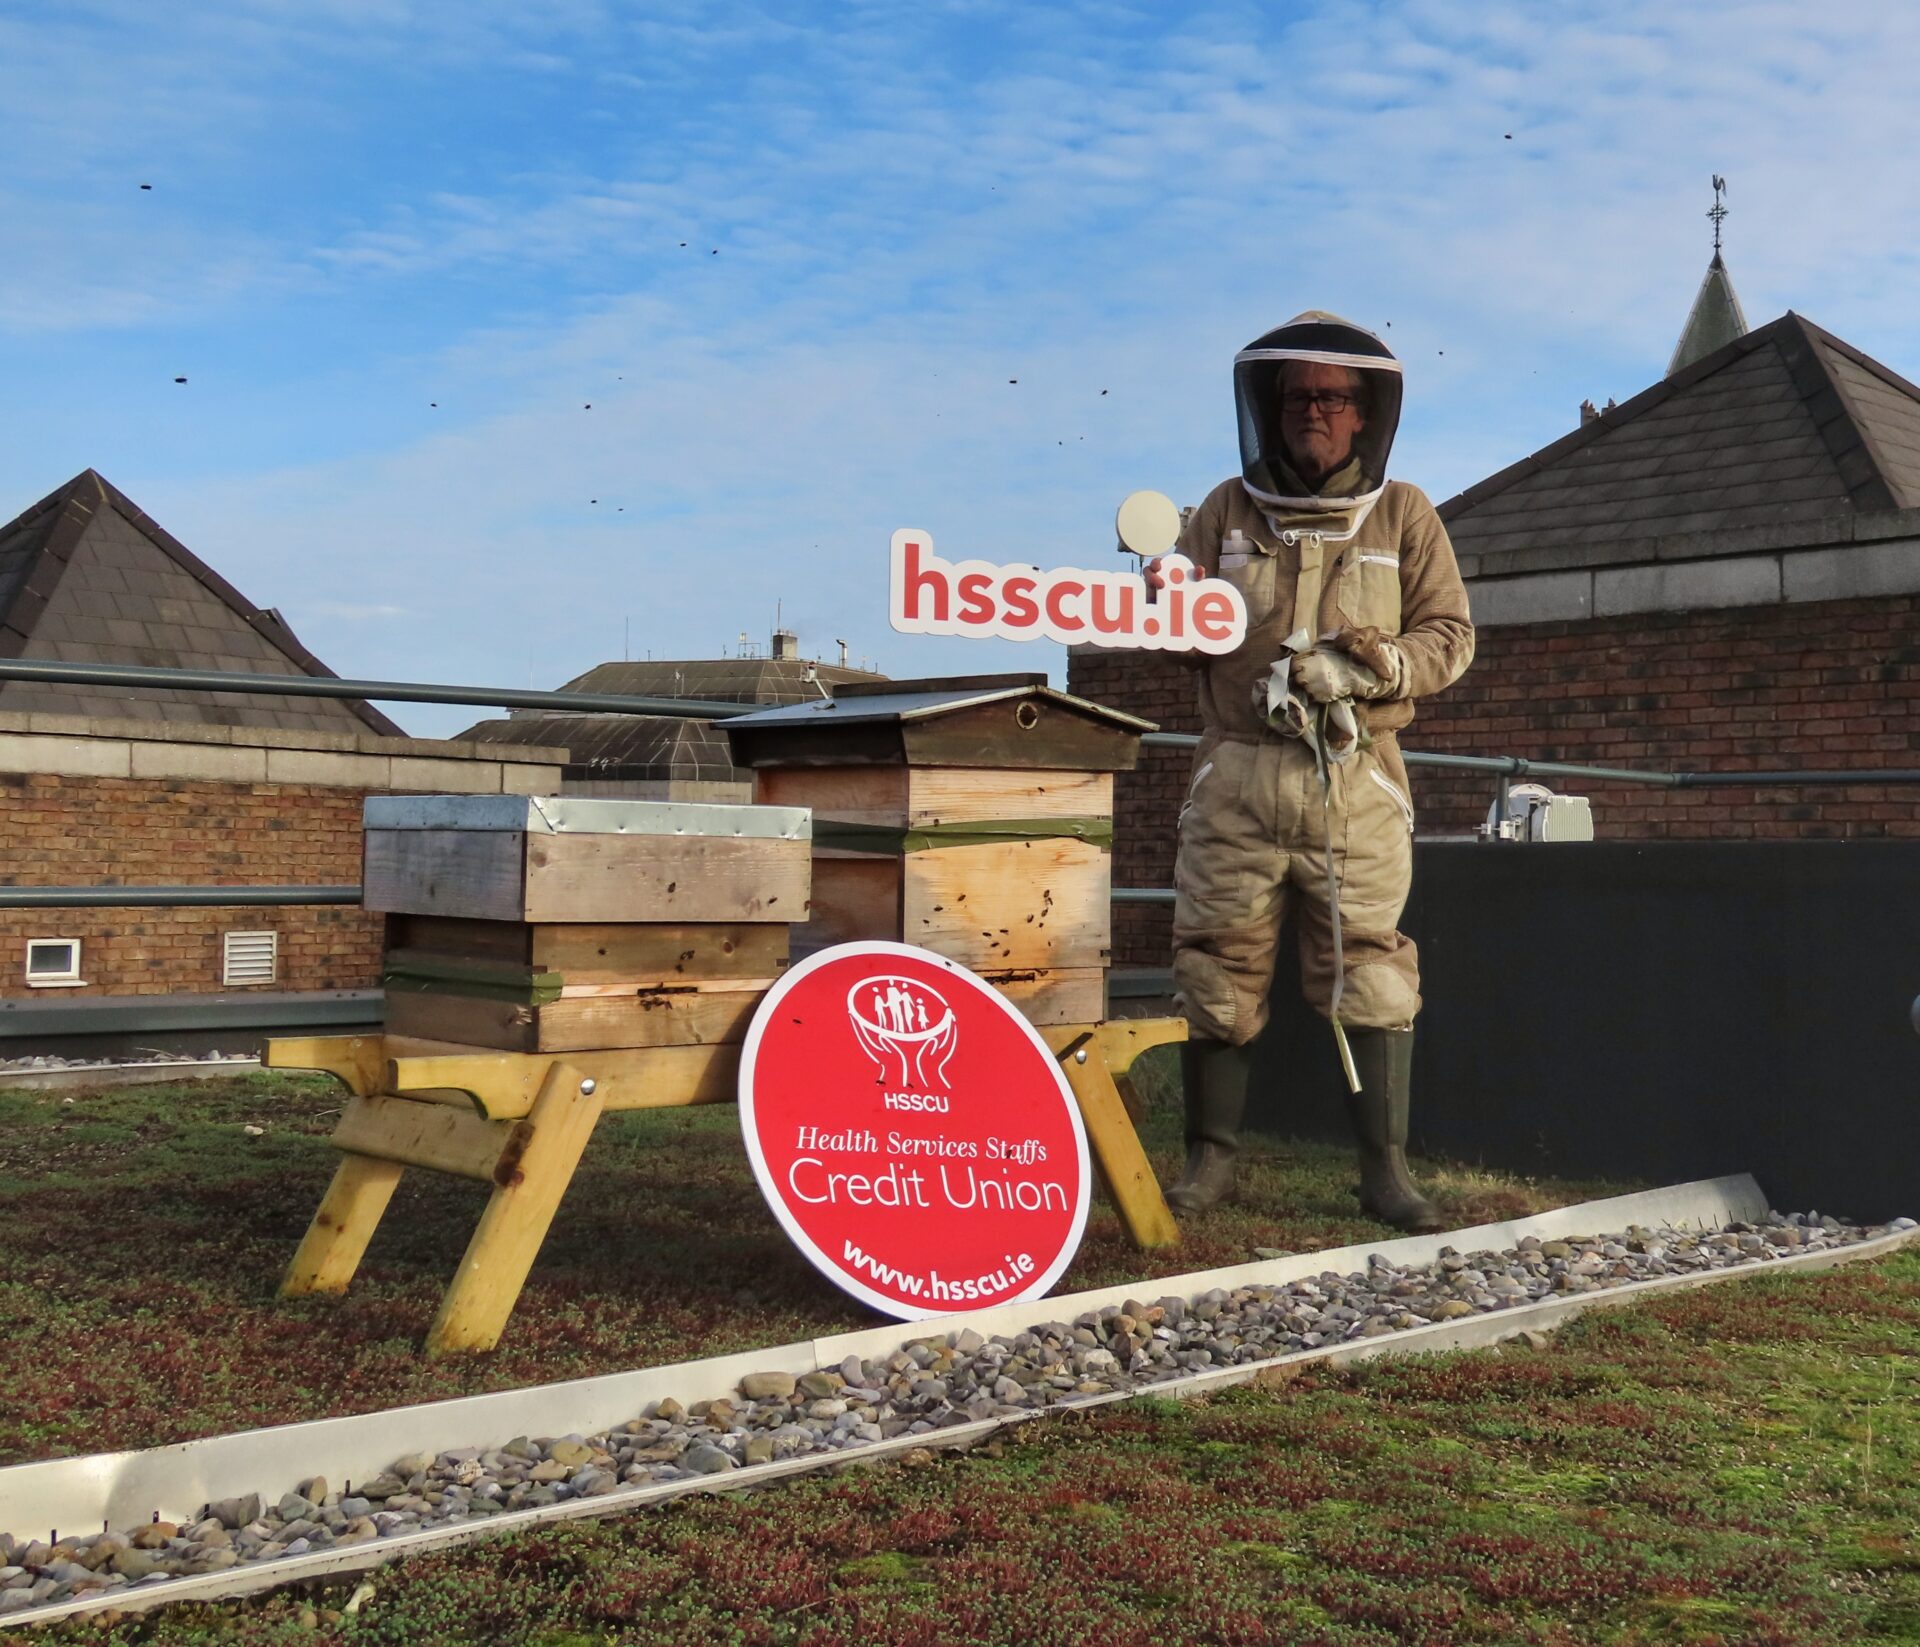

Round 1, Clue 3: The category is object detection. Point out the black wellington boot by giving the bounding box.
[1165,1038,1251,1215]
[1344,1027,1443,1234]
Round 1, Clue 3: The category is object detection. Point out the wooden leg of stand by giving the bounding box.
[1059,1044,1180,1250]
[427,1060,605,1355]
[282,1154,405,1296]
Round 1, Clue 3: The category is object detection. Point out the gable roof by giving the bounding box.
[1440,312,1920,574]
[724,673,1154,773]
[0,470,403,735]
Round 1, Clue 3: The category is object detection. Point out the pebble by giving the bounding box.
[2,1208,1904,1619]
[209,1494,261,1530]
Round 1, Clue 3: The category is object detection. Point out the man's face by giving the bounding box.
[1277,362,1366,482]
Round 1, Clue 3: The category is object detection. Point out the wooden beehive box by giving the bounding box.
[363,795,809,1052]
[724,675,1153,1026]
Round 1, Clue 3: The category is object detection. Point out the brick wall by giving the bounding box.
[0,774,382,996]
[1070,591,1920,966]
[0,717,563,1001]
[1069,649,1199,970]
[1410,593,1920,837]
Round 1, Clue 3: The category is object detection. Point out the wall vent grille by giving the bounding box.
[222,930,278,987]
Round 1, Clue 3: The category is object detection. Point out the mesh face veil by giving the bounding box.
[1233,311,1404,540]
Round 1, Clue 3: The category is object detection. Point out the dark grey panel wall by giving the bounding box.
[1249,842,1920,1223]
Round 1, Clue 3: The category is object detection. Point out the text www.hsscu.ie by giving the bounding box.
[842,1241,1036,1302]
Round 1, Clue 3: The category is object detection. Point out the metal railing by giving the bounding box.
[0,658,745,721]
[1143,727,1920,788]
[5,655,1920,917]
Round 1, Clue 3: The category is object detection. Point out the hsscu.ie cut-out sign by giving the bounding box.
[739,942,1091,1320]
[888,490,1248,654]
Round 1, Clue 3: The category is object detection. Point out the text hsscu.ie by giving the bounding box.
[889,533,1247,655]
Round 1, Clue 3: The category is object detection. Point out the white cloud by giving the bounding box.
[308,601,408,620]
[11,1,1920,734]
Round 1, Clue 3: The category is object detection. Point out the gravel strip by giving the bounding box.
[1,1208,1911,1615]
[0,1052,257,1074]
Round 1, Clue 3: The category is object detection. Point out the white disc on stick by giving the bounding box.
[1115,489,1181,558]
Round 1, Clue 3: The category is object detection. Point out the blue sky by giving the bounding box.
[5,1,1918,735]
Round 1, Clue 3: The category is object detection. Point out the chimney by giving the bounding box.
[771,628,799,661]
[1579,398,1599,426]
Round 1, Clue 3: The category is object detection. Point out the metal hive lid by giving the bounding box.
[362,794,811,839]
[723,676,1156,733]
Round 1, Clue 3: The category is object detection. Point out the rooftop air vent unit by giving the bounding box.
[1481,783,1594,843]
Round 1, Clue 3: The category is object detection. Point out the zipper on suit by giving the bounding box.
[1369,767,1415,834]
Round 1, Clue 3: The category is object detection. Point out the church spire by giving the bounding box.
[1668,176,1750,376]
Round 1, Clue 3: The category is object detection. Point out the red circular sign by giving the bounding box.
[739,941,1091,1319]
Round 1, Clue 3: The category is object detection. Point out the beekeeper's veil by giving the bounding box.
[1234,311,1403,541]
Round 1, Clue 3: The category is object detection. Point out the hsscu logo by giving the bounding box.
[848,974,958,1110]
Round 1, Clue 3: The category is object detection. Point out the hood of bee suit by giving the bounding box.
[1233,310,1403,542]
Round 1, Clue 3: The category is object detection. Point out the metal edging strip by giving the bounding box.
[361,795,811,840]
[0,1176,1766,1541]
[10,1219,1914,1630]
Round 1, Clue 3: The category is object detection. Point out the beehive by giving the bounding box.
[362,795,810,1052]
[723,674,1153,1025]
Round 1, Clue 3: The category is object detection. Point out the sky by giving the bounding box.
[6,0,1920,736]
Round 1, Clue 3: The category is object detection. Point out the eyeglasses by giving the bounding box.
[1280,390,1362,415]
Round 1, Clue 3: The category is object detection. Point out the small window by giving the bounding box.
[222,930,278,987]
[25,938,84,987]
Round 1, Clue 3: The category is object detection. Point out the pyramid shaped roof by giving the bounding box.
[1440,313,1920,574]
[0,469,402,734]
[1669,253,1750,375]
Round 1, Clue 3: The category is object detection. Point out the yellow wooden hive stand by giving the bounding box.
[270,1018,1183,1356]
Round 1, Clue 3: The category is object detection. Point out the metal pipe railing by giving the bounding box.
[1143,731,1920,787]
[10,657,1920,792]
[7,655,1920,919]
[0,659,745,721]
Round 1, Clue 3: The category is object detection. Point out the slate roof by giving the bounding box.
[0,470,403,735]
[1440,313,1920,575]
[454,657,888,783]
[556,657,881,704]
[457,713,744,782]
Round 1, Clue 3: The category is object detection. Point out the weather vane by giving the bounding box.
[1708,175,1728,255]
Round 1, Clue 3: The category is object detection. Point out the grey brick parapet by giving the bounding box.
[1461,510,1920,627]
[0,712,568,792]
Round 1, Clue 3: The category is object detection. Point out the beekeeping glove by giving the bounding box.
[1253,647,1363,768]
[1293,646,1385,704]
[1294,626,1406,703]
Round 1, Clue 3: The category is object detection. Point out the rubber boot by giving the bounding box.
[1343,1027,1443,1234]
[1165,1038,1250,1215]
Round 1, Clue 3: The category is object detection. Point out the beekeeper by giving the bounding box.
[1151,312,1474,1230]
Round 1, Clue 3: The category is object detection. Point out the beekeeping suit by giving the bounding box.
[1163,312,1474,1230]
